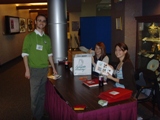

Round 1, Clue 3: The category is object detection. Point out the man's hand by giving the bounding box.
[25,69,30,79]
[53,68,57,75]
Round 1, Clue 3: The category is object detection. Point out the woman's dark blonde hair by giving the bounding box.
[95,42,106,58]
[115,42,130,62]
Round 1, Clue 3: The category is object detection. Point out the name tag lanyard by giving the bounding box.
[36,35,47,51]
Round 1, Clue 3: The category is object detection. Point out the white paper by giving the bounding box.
[109,91,119,95]
[95,60,113,76]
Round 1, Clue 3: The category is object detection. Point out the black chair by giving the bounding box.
[135,68,159,116]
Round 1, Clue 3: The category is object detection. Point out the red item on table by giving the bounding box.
[98,87,132,103]
[74,104,86,110]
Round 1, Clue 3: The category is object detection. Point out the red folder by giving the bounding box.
[98,87,132,103]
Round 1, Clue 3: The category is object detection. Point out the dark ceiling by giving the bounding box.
[0,0,111,12]
[0,0,81,12]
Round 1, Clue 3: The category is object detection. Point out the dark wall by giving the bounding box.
[111,0,142,66]
[111,1,125,61]
[143,0,160,15]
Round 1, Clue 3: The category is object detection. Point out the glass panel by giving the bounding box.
[137,22,160,68]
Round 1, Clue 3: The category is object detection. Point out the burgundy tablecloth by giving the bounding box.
[45,80,137,120]
[44,80,77,120]
[77,101,137,120]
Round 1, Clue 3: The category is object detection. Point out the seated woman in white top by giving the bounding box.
[92,42,109,70]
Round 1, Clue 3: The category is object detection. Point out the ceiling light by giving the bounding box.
[16,2,47,6]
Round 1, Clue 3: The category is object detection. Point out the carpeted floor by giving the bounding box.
[0,57,31,120]
[137,104,160,120]
[0,57,160,120]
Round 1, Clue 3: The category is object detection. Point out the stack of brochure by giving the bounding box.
[47,75,61,80]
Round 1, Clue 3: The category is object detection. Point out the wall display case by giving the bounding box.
[135,15,160,70]
[135,15,160,86]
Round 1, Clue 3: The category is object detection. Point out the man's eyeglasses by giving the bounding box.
[37,19,46,23]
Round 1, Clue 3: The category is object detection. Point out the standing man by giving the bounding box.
[22,14,57,120]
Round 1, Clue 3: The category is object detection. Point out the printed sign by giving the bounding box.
[73,54,92,75]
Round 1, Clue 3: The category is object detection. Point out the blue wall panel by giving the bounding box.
[80,16,111,53]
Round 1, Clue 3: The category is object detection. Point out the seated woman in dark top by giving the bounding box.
[107,42,136,96]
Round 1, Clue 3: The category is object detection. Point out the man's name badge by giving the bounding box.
[36,44,43,51]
